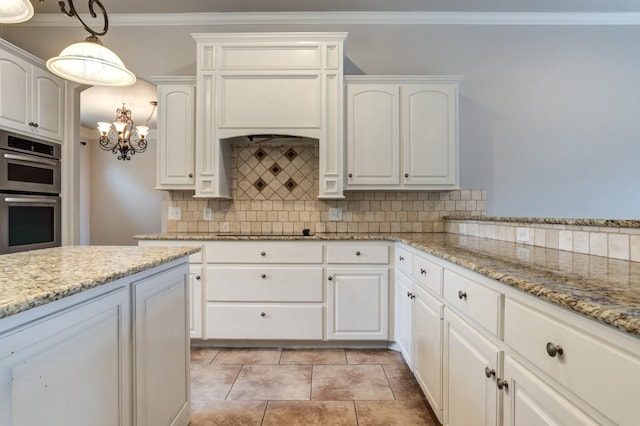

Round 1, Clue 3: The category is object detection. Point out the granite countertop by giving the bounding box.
[0,245,200,319]
[136,232,640,337]
[444,215,640,228]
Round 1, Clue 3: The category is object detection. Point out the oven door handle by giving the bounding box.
[4,197,59,204]
[3,153,59,167]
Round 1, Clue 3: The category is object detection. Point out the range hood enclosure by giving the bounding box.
[192,32,347,199]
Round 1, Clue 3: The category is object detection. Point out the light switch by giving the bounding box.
[516,227,530,243]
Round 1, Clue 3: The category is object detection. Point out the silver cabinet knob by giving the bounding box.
[28,121,39,128]
[458,290,467,300]
[188,173,193,178]
[399,256,405,261]
[355,251,361,256]
[260,251,266,256]
[328,276,333,281]
[261,274,267,279]
[195,275,201,280]
[497,378,509,390]
[404,173,409,178]
[546,342,564,357]
[348,173,353,178]
[260,312,266,317]
[420,268,427,275]
[484,367,495,378]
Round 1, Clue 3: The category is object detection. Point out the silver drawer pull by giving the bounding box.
[546,342,564,357]
[458,290,467,300]
[497,378,509,390]
[399,256,405,261]
[4,153,58,166]
[420,268,427,275]
[484,367,495,378]
[5,197,58,204]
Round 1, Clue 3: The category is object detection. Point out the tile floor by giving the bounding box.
[189,348,440,425]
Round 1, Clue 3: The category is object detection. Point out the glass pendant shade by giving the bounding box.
[46,36,136,87]
[135,125,149,138]
[0,0,34,24]
[97,121,112,135]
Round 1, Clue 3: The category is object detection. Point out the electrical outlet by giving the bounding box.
[203,207,212,221]
[168,206,181,221]
[328,207,343,221]
[459,224,467,234]
[516,227,530,243]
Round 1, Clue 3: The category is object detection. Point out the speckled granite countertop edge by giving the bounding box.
[0,246,200,320]
[136,232,640,338]
[443,215,640,229]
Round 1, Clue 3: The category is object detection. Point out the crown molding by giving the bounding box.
[23,11,640,27]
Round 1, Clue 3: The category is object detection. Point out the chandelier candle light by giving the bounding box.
[98,102,156,161]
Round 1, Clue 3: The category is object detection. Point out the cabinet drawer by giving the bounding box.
[206,242,323,264]
[413,255,443,296]
[326,244,389,264]
[207,267,323,302]
[395,246,413,276]
[205,304,323,340]
[504,297,640,426]
[443,270,501,337]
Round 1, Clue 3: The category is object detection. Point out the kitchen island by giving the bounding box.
[0,245,200,426]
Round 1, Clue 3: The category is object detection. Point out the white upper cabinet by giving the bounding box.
[153,77,196,190]
[0,43,65,143]
[345,76,461,190]
[192,32,347,199]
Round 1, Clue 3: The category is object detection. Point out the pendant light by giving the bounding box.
[0,0,34,24]
[46,0,135,86]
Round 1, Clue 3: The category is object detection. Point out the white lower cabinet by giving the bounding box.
[189,264,204,338]
[412,284,444,423]
[444,308,502,426]
[502,355,599,426]
[327,267,389,340]
[0,286,131,426]
[394,270,414,366]
[133,265,190,426]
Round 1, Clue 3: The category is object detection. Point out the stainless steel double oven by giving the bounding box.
[0,131,61,254]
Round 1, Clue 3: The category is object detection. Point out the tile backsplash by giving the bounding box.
[166,140,486,234]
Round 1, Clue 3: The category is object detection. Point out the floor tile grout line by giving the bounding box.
[224,364,244,401]
[380,363,399,401]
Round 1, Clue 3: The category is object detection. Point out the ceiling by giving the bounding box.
[29,0,640,130]
[32,0,640,14]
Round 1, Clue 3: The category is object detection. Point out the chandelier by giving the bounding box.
[97,102,156,161]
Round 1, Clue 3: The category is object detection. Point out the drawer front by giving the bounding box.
[206,242,323,264]
[207,267,323,302]
[443,270,501,337]
[395,246,413,276]
[413,255,443,296]
[205,304,323,340]
[504,297,640,426]
[326,244,389,264]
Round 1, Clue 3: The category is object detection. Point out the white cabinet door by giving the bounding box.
[444,309,502,426]
[0,287,131,426]
[156,80,196,189]
[327,267,388,340]
[133,264,190,426]
[0,50,29,131]
[189,264,204,338]
[413,284,444,424]
[402,84,457,187]
[395,270,413,367]
[31,66,65,142]
[503,356,600,426]
[346,83,400,186]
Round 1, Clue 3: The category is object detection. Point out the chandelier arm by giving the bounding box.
[57,0,109,37]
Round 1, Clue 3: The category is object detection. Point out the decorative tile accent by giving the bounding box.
[253,178,267,192]
[269,163,282,176]
[284,147,298,161]
[284,178,297,191]
[254,147,267,161]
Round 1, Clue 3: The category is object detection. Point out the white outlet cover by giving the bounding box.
[516,227,530,243]
[203,207,212,221]
[328,207,342,221]
[168,206,181,220]
[459,224,467,234]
